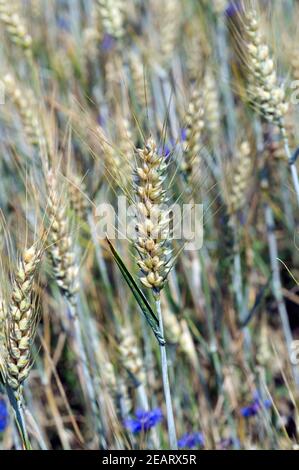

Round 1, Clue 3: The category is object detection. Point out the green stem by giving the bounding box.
[6,386,31,450]
[155,296,177,450]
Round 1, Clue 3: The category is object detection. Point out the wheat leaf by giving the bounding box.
[106,238,165,345]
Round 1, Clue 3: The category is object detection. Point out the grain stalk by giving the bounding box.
[3,244,43,449]
[224,142,252,350]
[46,171,104,445]
[133,138,177,449]
[255,118,299,386]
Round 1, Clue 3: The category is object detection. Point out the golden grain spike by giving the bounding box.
[5,245,42,396]
[2,74,45,148]
[134,138,171,293]
[119,327,145,384]
[227,141,252,215]
[204,69,221,134]
[243,7,288,126]
[159,0,181,67]
[0,2,32,51]
[96,0,124,39]
[181,88,205,183]
[47,172,79,304]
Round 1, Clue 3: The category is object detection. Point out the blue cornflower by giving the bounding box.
[101,34,116,52]
[225,1,242,17]
[241,391,272,418]
[97,114,105,127]
[124,408,163,434]
[158,142,172,159]
[0,399,8,433]
[181,128,187,142]
[164,144,171,158]
[241,402,260,418]
[178,432,204,449]
[57,16,70,32]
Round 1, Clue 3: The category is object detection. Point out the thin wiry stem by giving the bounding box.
[264,204,299,387]
[67,301,106,448]
[282,132,299,206]
[232,220,251,354]
[155,296,177,450]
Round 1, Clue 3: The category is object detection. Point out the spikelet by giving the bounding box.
[130,54,151,110]
[256,319,272,367]
[47,171,79,305]
[69,176,89,221]
[163,307,181,345]
[101,361,117,396]
[117,117,134,186]
[181,88,204,183]
[186,32,204,83]
[179,319,198,368]
[226,141,251,215]
[203,69,221,134]
[83,27,101,62]
[30,0,42,19]
[159,0,181,67]
[0,1,32,51]
[83,3,102,59]
[0,296,6,348]
[104,53,123,101]
[99,130,126,187]
[133,138,171,293]
[2,74,45,148]
[242,7,288,126]
[119,327,145,384]
[4,245,41,396]
[96,0,124,39]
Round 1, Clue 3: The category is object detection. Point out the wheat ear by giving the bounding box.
[47,171,106,442]
[203,69,221,135]
[159,0,181,67]
[182,88,205,184]
[47,171,79,304]
[0,2,32,51]
[69,175,89,221]
[96,0,124,39]
[2,73,45,149]
[3,242,42,449]
[134,138,171,293]
[243,8,288,125]
[130,54,151,110]
[119,327,146,385]
[226,141,251,215]
[242,5,299,205]
[132,137,177,449]
[4,245,42,396]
